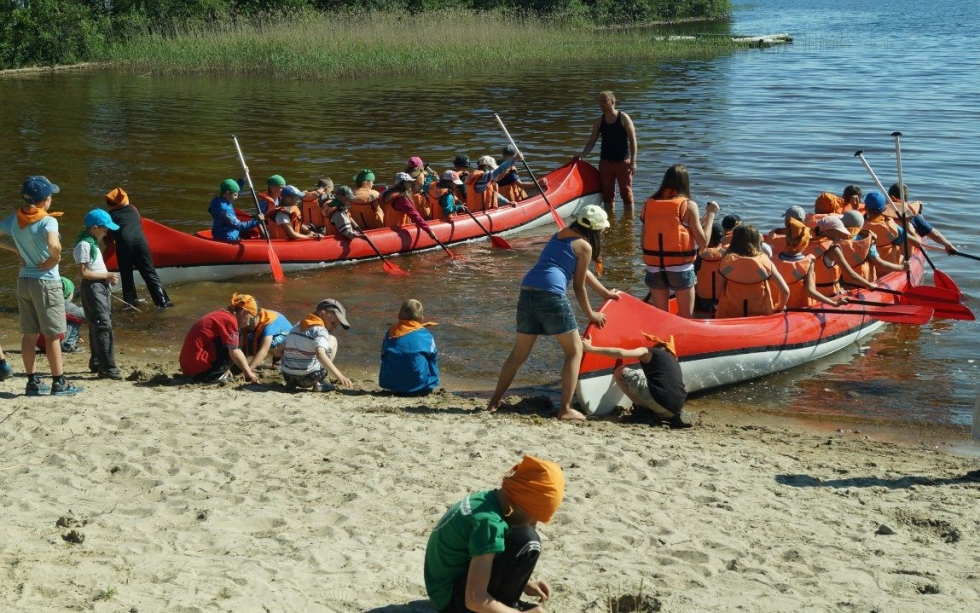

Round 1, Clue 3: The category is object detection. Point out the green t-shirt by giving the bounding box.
[424,490,509,610]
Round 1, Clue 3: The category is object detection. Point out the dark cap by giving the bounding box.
[315,298,350,329]
[453,154,471,168]
[501,144,518,157]
[721,214,742,231]
[21,176,60,203]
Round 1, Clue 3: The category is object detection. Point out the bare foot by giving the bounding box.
[486,402,499,414]
[557,408,587,422]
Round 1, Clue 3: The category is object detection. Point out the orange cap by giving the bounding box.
[501,455,565,524]
[641,333,677,357]
[783,218,811,254]
[105,187,129,207]
[814,192,844,215]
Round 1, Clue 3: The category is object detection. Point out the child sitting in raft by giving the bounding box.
[772,218,848,309]
[860,191,923,279]
[379,299,439,396]
[837,210,909,286]
[842,185,863,211]
[715,225,790,319]
[582,334,696,428]
[424,455,563,613]
[693,221,726,315]
[806,216,905,299]
[323,186,362,239]
[887,183,957,255]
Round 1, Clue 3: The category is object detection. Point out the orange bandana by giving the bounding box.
[16,207,63,229]
[641,333,677,357]
[501,455,565,524]
[387,319,437,339]
[784,218,811,254]
[300,314,325,331]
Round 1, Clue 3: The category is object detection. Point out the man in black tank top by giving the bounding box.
[581,91,638,211]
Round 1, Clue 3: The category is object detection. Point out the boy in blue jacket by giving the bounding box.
[379,299,439,395]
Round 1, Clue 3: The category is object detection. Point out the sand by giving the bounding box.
[1,354,979,613]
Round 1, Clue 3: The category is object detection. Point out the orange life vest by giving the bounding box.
[715,253,775,319]
[384,193,413,228]
[695,247,725,304]
[303,192,326,230]
[864,215,903,268]
[351,188,383,230]
[257,192,278,216]
[765,233,788,255]
[465,170,499,212]
[412,190,432,220]
[886,199,923,219]
[427,183,452,221]
[773,254,814,309]
[498,169,527,203]
[838,234,875,283]
[266,205,302,239]
[805,238,842,297]
[641,197,697,269]
[245,309,281,355]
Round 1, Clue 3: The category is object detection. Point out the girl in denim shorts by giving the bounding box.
[486,205,620,421]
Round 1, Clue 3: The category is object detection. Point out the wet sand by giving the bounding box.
[2,351,978,612]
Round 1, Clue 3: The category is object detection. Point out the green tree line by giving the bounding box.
[1,0,730,69]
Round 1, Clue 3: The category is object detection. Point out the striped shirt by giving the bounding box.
[280,323,332,375]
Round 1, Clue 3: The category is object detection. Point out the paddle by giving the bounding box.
[493,113,565,230]
[464,207,512,249]
[951,250,980,262]
[848,298,974,321]
[873,285,962,304]
[786,305,933,325]
[232,135,285,283]
[891,132,961,294]
[430,234,458,259]
[357,231,408,276]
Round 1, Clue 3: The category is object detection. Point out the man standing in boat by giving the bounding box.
[581,91,638,211]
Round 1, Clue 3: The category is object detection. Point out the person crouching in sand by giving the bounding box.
[179,293,259,384]
[582,334,696,429]
[424,455,564,613]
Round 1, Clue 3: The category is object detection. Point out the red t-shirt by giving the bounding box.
[179,310,240,377]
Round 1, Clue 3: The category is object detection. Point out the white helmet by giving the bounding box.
[575,204,610,230]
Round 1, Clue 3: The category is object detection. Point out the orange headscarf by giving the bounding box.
[501,455,565,524]
[105,187,129,207]
[783,218,811,254]
[16,206,63,229]
[230,293,258,316]
[641,333,677,357]
[387,319,437,339]
[814,192,844,215]
[300,314,325,331]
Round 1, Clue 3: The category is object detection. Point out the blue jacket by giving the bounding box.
[379,325,439,395]
[209,196,259,242]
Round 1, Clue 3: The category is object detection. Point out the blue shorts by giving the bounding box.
[516,288,577,336]
[645,268,696,291]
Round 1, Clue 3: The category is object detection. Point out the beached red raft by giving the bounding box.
[576,250,929,415]
[104,159,601,285]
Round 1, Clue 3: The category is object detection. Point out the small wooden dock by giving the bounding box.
[656,32,793,48]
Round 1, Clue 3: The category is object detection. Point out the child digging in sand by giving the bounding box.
[424,455,564,613]
[582,334,696,428]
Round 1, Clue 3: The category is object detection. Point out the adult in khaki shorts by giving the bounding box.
[0,176,83,396]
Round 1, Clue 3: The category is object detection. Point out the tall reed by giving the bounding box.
[103,9,742,80]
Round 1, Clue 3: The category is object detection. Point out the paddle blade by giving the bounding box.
[267,243,285,283]
[926,301,975,321]
[862,306,933,324]
[932,269,962,296]
[489,235,513,250]
[382,259,409,276]
[903,285,962,304]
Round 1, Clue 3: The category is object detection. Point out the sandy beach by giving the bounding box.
[1,351,979,613]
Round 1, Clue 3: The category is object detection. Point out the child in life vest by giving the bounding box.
[424,455,563,613]
[694,221,726,314]
[582,334,696,428]
[716,225,789,319]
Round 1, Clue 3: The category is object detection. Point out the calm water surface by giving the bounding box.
[1,0,978,431]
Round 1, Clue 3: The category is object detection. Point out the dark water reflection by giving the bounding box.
[1,0,978,429]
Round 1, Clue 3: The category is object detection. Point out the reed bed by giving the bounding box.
[104,10,741,79]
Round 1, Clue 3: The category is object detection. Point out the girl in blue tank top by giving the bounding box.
[487,205,620,422]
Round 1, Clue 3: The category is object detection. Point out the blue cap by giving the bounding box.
[281,185,304,198]
[84,208,120,231]
[864,191,887,214]
[21,176,60,203]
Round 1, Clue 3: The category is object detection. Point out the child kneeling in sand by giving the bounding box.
[582,334,696,428]
[424,455,563,613]
[379,299,439,396]
[279,298,353,391]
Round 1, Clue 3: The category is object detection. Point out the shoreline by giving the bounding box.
[1,361,978,612]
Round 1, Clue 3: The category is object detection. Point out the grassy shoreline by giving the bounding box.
[91,10,740,80]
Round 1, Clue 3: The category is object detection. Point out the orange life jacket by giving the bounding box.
[715,253,775,319]
[498,169,527,203]
[266,205,301,239]
[383,193,413,228]
[694,247,725,304]
[864,215,903,267]
[465,170,498,212]
[805,238,842,297]
[303,192,326,230]
[427,183,452,221]
[837,234,875,283]
[765,233,788,256]
[412,190,432,220]
[773,254,814,309]
[641,197,697,269]
[245,308,281,355]
[351,187,383,229]
[257,192,278,216]
[886,199,923,219]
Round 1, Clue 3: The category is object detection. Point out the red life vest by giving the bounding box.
[641,197,697,269]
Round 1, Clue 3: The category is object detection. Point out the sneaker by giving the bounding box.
[98,368,124,380]
[669,411,699,429]
[25,376,51,396]
[312,381,335,393]
[61,345,85,354]
[158,301,175,308]
[0,360,12,381]
[51,379,84,396]
[216,371,235,383]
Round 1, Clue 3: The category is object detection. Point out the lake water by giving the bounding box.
[1,0,978,433]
